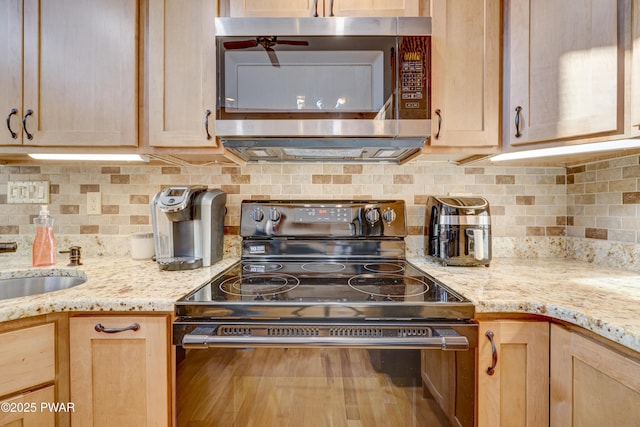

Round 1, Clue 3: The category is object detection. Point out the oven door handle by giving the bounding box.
[181,334,469,350]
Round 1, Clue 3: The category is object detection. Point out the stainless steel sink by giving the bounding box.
[0,274,87,300]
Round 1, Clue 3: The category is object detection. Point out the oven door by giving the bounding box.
[173,321,477,427]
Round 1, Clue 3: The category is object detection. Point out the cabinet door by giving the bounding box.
[506,0,622,145]
[69,316,170,427]
[229,0,316,17]
[0,0,22,146]
[0,386,55,427]
[331,0,420,16]
[228,0,420,17]
[22,0,137,146]
[477,321,549,427]
[550,324,640,427]
[148,0,217,147]
[430,0,500,147]
[632,0,640,134]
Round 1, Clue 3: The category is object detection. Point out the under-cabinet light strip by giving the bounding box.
[490,139,640,162]
[28,153,149,162]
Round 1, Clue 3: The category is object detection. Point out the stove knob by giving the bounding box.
[251,208,264,222]
[269,208,281,222]
[365,208,380,224]
[367,294,376,301]
[382,208,397,223]
[254,294,265,301]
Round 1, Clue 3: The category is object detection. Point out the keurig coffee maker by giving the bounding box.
[151,186,226,270]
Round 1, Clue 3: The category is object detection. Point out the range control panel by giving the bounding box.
[294,207,351,223]
[239,200,407,238]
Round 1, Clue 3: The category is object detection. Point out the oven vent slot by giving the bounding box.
[220,326,253,336]
[398,328,432,337]
[330,327,384,337]
[266,327,320,337]
[216,325,434,338]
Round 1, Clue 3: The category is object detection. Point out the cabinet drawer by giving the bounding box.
[0,323,55,397]
[0,385,55,426]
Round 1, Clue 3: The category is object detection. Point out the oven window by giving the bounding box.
[176,348,452,426]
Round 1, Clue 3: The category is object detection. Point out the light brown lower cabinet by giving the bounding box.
[0,385,56,427]
[477,320,550,427]
[69,315,171,427]
[0,314,67,427]
[550,324,640,427]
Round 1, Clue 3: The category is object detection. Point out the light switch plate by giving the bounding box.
[7,181,50,204]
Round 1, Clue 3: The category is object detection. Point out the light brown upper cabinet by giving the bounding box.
[505,0,625,146]
[429,0,501,147]
[0,0,22,146]
[147,0,218,148]
[0,0,138,147]
[226,0,421,17]
[632,0,640,135]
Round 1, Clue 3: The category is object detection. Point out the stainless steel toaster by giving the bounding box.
[425,196,491,266]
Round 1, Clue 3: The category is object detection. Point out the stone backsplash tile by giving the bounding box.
[2,158,637,247]
[568,154,640,243]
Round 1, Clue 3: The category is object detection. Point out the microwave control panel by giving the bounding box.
[398,36,430,120]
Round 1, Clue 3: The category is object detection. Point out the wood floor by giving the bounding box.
[176,347,452,427]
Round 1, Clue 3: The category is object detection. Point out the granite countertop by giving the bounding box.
[0,255,639,354]
[0,256,238,320]
[408,256,640,353]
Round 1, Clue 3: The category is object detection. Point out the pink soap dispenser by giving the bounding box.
[32,205,57,267]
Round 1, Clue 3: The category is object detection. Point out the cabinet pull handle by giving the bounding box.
[485,330,498,375]
[6,108,18,139]
[434,109,442,139]
[312,0,319,17]
[22,109,34,140]
[204,109,212,140]
[329,0,335,16]
[514,106,523,138]
[94,323,140,334]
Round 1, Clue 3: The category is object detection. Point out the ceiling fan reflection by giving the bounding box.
[223,36,309,67]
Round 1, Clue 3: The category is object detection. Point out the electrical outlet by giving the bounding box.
[87,192,101,215]
[7,181,50,203]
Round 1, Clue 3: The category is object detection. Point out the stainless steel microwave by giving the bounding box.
[214,17,432,162]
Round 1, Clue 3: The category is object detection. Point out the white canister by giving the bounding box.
[130,232,155,260]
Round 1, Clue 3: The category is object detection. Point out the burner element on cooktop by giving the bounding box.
[242,263,283,273]
[301,262,346,273]
[219,273,300,297]
[363,263,405,273]
[347,274,429,299]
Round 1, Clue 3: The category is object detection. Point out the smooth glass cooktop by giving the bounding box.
[180,260,467,304]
